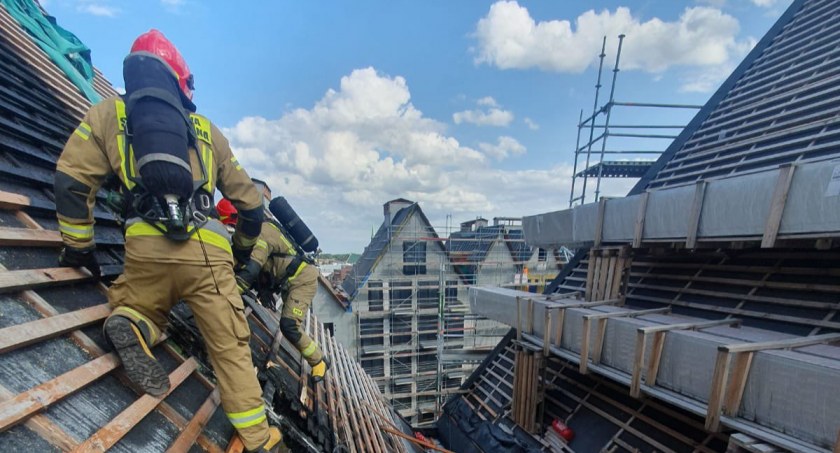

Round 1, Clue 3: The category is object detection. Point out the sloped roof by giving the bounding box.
[341,201,445,299]
[446,225,504,263]
[631,0,830,193]
[503,229,533,264]
[0,4,411,452]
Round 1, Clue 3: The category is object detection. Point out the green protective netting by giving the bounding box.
[1,0,101,103]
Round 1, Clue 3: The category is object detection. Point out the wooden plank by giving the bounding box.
[638,318,743,334]
[0,227,63,246]
[834,428,840,453]
[631,319,742,394]
[324,335,354,453]
[630,329,647,398]
[71,358,198,453]
[0,191,30,210]
[0,353,119,432]
[597,254,610,301]
[604,256,616,300]
[705,350,731,431]
[0,267,91,294]
[15,211,45,230]
[686,181,707,249]
[0,304,110,354]
[646,331,667,389]
[594,198,607,248]
[330,336,374,453]
[723,352,754,417]
[381,426,455,453]
[579,316,592,374]
[543,309,552,356]
[584,307,671,321]
[0,384,80,451]
[585,253,596,301]
[554,306,566,348]
[225,434,245,453]
[720,332,840,353]
[633,192,650,248]
[761,164,796,248]
[166,389,220,453]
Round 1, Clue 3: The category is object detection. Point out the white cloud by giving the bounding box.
[680,36,755,92]
[524,117,539,130]
[473,2,755,91]
[453,96,514,127]
[77,2,119,16]
[224,68,614,251]
[751,0,776,6]
[477,96,499,107]
[479,136,526,160]
[453,108,514,127]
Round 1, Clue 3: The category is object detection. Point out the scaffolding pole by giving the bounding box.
[567,34,704,207]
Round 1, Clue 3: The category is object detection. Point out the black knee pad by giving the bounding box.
[279,317,302,344]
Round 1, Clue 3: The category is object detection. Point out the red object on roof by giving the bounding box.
[551,419,574,442]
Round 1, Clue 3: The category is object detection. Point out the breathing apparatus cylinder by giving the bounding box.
[268,197,319,253]
[123,52,196,238]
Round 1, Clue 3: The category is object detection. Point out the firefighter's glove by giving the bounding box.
[59,246,101,278]
[235,259,261,295]
[232,244,254,270]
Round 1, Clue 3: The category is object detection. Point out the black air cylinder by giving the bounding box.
[123,53,192,200]
[269,197,319,253]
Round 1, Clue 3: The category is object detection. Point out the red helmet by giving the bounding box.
[130,29,194,99]
[216,199,238,226]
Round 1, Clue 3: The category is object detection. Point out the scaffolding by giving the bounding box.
[345,211,568,426]
[569,35,703,207]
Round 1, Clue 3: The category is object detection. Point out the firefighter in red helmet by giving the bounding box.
[217,182,330,383]
[54,30,282,452]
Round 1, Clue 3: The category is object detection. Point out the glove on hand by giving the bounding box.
[232,244,254,270]
[59,246,101,278]
[235,259,261,294]
[235,273,252,295]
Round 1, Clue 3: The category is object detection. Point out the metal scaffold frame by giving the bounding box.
[569,35,703,208]
[347,213,569,426]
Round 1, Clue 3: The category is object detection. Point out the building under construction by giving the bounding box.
[441,0,840,452]
[340,199,566,426]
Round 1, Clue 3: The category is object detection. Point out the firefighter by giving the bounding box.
[54,30,282,452]
[217,184,330,383]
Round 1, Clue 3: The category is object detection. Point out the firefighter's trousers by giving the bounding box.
[280,264,324,366]
[107,258,270,451]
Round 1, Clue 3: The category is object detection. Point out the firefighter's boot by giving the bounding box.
[311,357,330,384]
[250,426,283,453]
[104,315,170,396]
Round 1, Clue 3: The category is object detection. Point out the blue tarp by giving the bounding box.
[1,0,101,103]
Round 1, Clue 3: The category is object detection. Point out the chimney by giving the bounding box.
[384,198,414,225]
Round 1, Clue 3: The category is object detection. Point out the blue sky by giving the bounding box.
[44,0,791,251]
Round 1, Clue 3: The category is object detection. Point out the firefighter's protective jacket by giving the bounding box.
[55,96,263,263]
[251,221,309,283]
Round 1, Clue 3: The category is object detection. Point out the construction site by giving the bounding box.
[340,201,565,426]
[1,0,840,452]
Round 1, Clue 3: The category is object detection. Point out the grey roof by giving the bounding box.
[341,202,445,299]
[632,0,836,193]
[445,225,504,263]
[0,10,400,451]
[503,229,533,264]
